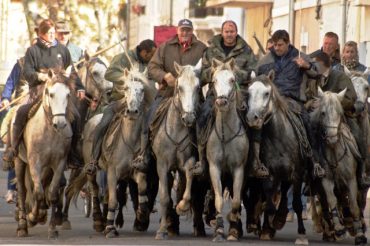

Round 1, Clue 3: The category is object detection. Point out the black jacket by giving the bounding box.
[23,39,72,87]
[257,45,317,101]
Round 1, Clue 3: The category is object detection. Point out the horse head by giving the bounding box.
[43,67,73,130]
[117,67,146,120]
[211,58,236,111]
[246,70,277,129]
[316,87,347,145]
[173,59,201,127]
[344,66,370,113]
[78,51,113,103]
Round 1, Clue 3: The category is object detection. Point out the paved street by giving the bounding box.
[0,162,370,245]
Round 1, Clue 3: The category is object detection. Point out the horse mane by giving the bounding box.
[251,74,289,114]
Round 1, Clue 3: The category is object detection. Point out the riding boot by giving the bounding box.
[131,131,150,172]
[250,129,269,178]
[357,158,370,190]
[2,124,23,171]
[192,144,206,176]
[67,132,83,170]
[85,104,115,175]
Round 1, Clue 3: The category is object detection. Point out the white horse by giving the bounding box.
[206,58,249,242]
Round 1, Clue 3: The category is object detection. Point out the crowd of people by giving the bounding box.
[1,17,369,227]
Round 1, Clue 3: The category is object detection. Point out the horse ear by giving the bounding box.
[84,50,90,62]
[267,69,275,82]
[250,71,256,79]
[123,68,130,78]
[343,66,352,77]
[337,88,347,102]
[194,59,202,76]
[226,58,236,71]
[317,86,325,98]
[174,61,183,75]
[65,65,72,77]
[211,58,223,69]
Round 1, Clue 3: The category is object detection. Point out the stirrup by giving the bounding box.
[84,161,98,175]
[313,163,325,178]
[253,164,269,178]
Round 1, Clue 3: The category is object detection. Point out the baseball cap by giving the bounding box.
[178,19,193,29]
[55,21,71,33]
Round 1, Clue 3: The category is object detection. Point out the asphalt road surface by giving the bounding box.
[1,163,370,245]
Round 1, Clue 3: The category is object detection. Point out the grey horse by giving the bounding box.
[152,61,201,240]
[205,58,249,242]
[310,88,367,246]
[246,71,308,245]
[14,68,75,239]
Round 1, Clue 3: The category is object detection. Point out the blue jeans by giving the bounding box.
[8,168,16,190]
[287,183,307,212]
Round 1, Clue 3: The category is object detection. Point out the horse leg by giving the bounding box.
[166,172,179,236]
[133,170,150,232]
[54,173,66,227]
[209,162,225,242]
[27,158,44,227]
[62,169,80,230]
[47,159,67,239]
[227,166,244,241]
[321,178,345,239]
[244,178,262,236]
[104,167,119,238]
[260,180,276,241]
[88,173,104,232]
[191,176,208,237]
[176,157,195,215]
[15,158,28,237]
[348,179,367,245]
[155,164,170,240]
[292,181,308,245]
[273,181,290,230]
[115,180,128,229]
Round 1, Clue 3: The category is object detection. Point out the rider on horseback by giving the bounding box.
[2,19,83,169]
[86,39,157,174]
[311,51,370,189]
[132,19,206,171]
[256,30,326,179]
[195,20,267,177]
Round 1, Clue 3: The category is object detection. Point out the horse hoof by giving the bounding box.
[227,234,238,241]
[212,233,226,242]
[48,230,59,240]
[322,232,335,242]
[54,214,63,226]
[17,228,28,237]
[176,200,190,216]
[133,218,149,232]
[260,232,272,241]
[104,226,119,238]
[334,229,346,241]
[312,223,323,234]
[295,235,309,245]
[355,235,367,246]
[38,210,48,225]
[27,213,37,227]
[61,220,72,230]
[155,231,168,240]
[193,227,206,237]
[93,223,105,233]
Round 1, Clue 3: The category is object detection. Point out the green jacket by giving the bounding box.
[105,49,147,101]
[201,34,257,86]
[320,69,357,112]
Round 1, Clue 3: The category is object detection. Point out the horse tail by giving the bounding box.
[65,171,87,206]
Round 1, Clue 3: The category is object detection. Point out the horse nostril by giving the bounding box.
[53,123,58,128]
[254,115,259,120]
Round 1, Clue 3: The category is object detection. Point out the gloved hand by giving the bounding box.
[37,72,49,83]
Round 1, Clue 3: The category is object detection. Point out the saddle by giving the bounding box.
[149,98,172,142]
[101,107,126,163]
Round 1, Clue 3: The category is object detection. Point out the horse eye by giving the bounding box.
[321,111,325,116]
[92,71,99,76]
[50,93,54,98]
[264,92,270,97]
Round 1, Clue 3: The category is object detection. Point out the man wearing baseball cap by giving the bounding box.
[132,18,206,171]
[55,20,83,65]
